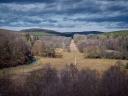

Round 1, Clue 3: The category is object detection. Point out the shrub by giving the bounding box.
[0,31,33,68]
[55,48,63,58]
[77,35,128,60]
[0,63,128,96]
[25,64,59,96]
[84,47,103,58]
[100,65,128,96]
[0,77,11,96]
[32,40,46,56]
[125,63,128,69]
[43,46,56,58]
[32,40,63,58]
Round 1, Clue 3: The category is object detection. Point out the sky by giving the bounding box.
[0,0,128,32]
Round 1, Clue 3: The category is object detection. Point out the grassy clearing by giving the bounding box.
[39,52,128,72]
[0,52,128,78]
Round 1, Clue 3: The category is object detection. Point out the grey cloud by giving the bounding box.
[0,0,128,31]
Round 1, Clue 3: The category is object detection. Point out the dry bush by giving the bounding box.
[43,45,56,58]
[76,35,128,60]
[84,46,103,58]
[25,64,59,96]
[0,31,33,68]
[41,36,71,51]
[32,40,46,56]
[55,48,63,58]
[0,63,128,96]
[0,77,11,96]
[32,40,63,58]
[100,65,128,96]
[25,64,99,96]
[125,63,128,69]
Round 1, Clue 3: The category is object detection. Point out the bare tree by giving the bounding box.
[0,30,33,68]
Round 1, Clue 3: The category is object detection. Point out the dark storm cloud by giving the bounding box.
[0,0,55,3]
[0,0,128,31]
[73,15,128,23]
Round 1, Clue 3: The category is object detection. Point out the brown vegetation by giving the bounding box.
[75,35,128,60]
[0,30,33,68]
[32,39,64,58]
[32,40,46,56]
[0,64,128,96]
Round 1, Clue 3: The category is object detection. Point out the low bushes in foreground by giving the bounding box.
[125,63,128,69]
[0,63,128,96]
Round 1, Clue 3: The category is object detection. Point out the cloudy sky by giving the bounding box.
[0,0,128,32]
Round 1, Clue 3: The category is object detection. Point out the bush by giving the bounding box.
[43,46,56,58]
[77,35,128,60]
[25,64,58,96]
[100,65,128,96]
[0,63,128,96]
[125,63,128,69]
[84,47,103,58]
[32,40,46,56]
[0,31,33,68]
[32,41,63,58]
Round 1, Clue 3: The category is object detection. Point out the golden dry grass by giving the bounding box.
[39,52,128,72]
[0,52,128,77]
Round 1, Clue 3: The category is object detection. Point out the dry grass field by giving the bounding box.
[39,52,128,71]
[0,51,128,78]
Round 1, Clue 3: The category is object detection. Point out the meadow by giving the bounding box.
[0,51,128,78]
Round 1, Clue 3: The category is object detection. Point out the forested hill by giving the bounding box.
[1,28,128,38]
[20,28,67,37]
[104,30,128,37]
[20,28,103,37]
[65,31,103,37]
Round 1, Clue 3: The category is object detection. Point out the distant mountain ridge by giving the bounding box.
[65,31,103,37]
[20,28,103,37]
[21,28,59,34]
[1,28,128,38]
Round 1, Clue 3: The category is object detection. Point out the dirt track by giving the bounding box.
[70,39,79,52]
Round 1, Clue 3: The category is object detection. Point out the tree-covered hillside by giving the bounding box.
[104,30,128,38]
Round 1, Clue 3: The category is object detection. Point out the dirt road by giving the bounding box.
[70,39,79,52]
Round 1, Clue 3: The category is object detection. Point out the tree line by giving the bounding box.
[0,30,71,68]
[75,34,128,59]
[0,30,34,68]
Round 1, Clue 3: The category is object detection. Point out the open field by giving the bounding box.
[39,52,128,71]
[0,51,128,78]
